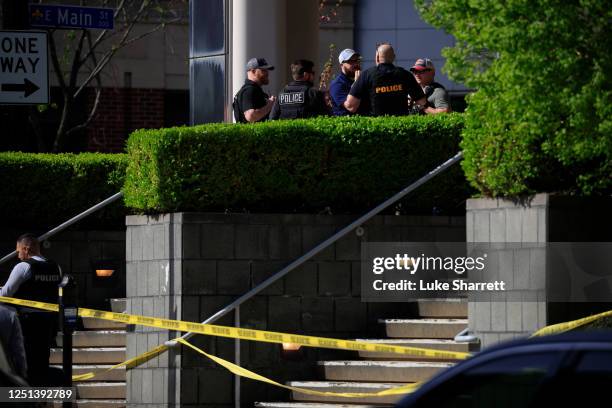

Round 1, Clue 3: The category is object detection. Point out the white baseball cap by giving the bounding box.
[338,48,360,64]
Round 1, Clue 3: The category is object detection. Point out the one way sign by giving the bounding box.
[0,31,49,104]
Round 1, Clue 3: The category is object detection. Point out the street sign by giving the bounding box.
[29,4,114,30]
[0,31,49,105]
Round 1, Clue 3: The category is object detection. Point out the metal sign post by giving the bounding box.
[58,275,78,408]
[0,30,49,104]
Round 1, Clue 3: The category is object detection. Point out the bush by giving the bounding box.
[0,152,128,229]
[124,114,471,214]
[416,0,612,197]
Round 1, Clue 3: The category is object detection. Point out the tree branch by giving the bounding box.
[69,29,87,89]
[48,30,68,91]
[65,30,104,137]
[78,0,126,64]
[73,1,156,98]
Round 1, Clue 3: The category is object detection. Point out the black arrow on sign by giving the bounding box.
[1,79,40,97]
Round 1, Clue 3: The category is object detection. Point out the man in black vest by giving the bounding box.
[345,43,426,116]
[1,234,61,385]
[409,58,451,115]
[233,57,277,123]
[270,59,330,120]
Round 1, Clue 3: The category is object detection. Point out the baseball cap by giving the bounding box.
[338,48,360,64]
[246,58,275,71]
[410,58,435,72]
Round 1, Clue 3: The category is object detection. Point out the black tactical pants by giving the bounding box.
[18,312,57,386]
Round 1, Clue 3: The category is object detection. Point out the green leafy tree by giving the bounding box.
[415,0,611,196]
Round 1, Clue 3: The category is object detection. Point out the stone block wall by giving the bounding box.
[125,212,465,407]
[466,194,612,348]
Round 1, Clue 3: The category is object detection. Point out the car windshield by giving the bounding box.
[413,352,559,408]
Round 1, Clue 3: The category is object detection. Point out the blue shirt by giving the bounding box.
[329,72,354,116]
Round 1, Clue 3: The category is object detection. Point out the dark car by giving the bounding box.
[396,331,612,408]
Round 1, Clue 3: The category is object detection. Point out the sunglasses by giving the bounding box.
[413,69,432,74]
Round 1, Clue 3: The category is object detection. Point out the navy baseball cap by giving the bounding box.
[246,58,275,71]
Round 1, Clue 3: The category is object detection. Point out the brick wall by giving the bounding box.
[86,88,165,153]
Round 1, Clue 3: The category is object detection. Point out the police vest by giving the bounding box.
[13,259,61,305]
[277,83,312,119]
[424,82,446,100]
[369,66,410,116]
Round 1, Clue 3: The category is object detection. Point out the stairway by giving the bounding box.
[255,298,476,407]
[51,298,127,408]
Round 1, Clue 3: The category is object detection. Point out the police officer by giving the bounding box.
[0,305,27,379]
[409,58,451,115]
[0,234,62,385]
[345,43,426,116]
[270,59,329,120]
[233,57,276,123]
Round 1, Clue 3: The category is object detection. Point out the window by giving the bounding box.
[551,350,612,406]
[413,352,560,408]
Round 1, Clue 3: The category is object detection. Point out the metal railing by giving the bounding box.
[0,192,124,265]
[166,151,463,346]
[164,151,463,408]
[0,153,463,407]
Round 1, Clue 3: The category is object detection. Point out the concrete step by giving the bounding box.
[50,348,126,365]
[50,365,126,382]
[82,317,126,330]
[76,383,126,399]
[57,331,126,348]
[318,360,452,382]
[110,298,126,313]
[288,381,407,405]
[417,298,467,318]
[255,403,389,408]
[54,400,126,408]
[381,319,468,339]
[356,338,476,360]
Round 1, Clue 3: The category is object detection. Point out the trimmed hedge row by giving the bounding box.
[124,114,472,214]
[0,152,128,229]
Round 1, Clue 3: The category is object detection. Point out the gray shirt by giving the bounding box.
[0,305,27,378]
[425,82,450,109]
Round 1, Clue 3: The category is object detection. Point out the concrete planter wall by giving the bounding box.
[125,212,465,407]
[466,193,612,348]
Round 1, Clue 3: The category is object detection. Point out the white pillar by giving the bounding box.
[231,0,287,100]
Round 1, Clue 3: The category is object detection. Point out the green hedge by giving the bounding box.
[0,152,128,229]
[124,115,471,214]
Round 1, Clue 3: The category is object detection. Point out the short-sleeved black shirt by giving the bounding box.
[236,79,269,122]
[349,63,424,116]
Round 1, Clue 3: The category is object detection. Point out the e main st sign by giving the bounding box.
[0,31,49,105]
[29,4,114,30]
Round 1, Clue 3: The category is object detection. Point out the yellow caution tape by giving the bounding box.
[72,343,169,381]
[0,296,472,360]
[530,309,612,337]
[8,294,612,398]
[176,337,420,398]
